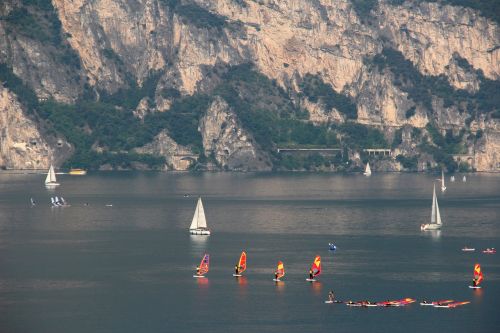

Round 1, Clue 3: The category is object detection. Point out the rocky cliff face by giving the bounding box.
[199,97,271,171]
[0,86,71,169]
[0,0,498,171]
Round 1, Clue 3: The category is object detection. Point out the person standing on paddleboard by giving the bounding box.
[328,291,335,302]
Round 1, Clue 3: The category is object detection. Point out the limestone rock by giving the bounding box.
[134,130,197,170]
[0,86,71,169]
[199,96,271,171]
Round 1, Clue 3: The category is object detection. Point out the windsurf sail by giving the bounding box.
[236,251,247,274]
[197,254,210,276]
[276,261,285,279]
[473,263,483,286]
[310,255,321,277]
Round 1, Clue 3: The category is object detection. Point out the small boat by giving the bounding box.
[328,243,337,251]
[440,170,446,192]
[482,248,496,254]
[450,176,455,182]
[30,197,36,206]
[233,251,247,277]
[463,175,467,182]
[306,255,321,282]
[68,168,87,175]
[434,301,470,308]
[376,298,416,307]
[273,261,285,282]
[421,184,442,231]
[45,164,60,188]
[420,300,453,306]
[461,247,475,252]
[468,263,483,289]
[363,162,372,176]
[189,197,210,235]
[193,253,209,278]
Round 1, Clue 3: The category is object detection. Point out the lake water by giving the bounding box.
[0,172,499,332]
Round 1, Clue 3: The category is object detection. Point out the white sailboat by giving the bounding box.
[45,164,60,188]
[440,170,446,192]
[363,162,372,176]
[189,197,210,235]
[421,184,442,231]
[450,176,455,182]
[463,175,467,182]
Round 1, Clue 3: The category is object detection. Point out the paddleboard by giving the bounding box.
[325,300,333,304]
[233,274,243,277]
[273,278,282,282]
[306,278,316,282]
[193,275,205,278]
[468,285,482,289]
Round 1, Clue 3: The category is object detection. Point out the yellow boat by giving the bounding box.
[69,168,87,175]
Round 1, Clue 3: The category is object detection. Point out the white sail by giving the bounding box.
[441,170,446,192]
[190,197,207,230]
[435,191,442,226]
[364,162,371,176]
[45,165,57,184]
[430,184,442,226]
[463,175,467,182]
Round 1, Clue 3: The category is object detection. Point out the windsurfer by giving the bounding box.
[309,270,313,280]
[235,265,239,275]
[328,290,335,302]
[196,266,200,276]
[472,277,478,287]
[274,271,279,280]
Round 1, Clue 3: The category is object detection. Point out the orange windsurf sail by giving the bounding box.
[237,251,247,274]
[310,255,321,277]
[198,253,210,276]
[276,261,285,279]
[474,263,483,286]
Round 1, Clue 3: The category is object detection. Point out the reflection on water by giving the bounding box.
[311,281,323,296]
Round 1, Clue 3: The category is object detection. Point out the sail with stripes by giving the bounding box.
[310,255,321,277]
[198,254,210,276]
[276,261,285,279]
[473,264,483,286]
[237,251,247,274]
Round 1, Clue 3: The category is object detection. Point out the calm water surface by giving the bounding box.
[0,172,499,332]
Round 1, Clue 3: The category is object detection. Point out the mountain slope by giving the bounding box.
[0,0,498,171]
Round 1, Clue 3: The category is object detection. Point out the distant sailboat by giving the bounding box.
[469,263,483,289]
[440,170,446,192]
[45,164,60,188]
[306,255,321,282]
[233,251,247,277]
[193,253,210,278]
[273,261,285,282]
[463,175,467,182]
[450,175,455,182]
[189,197,210,235]
[30,197,36,206]
[421,184,442,231]
[363,162,372,176]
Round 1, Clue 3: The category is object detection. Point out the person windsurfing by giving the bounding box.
[235,265,240,275]
[196,266,200,276]
[275,271,279,280]
[309,269,313,280]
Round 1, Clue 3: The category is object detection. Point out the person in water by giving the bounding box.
[328,290,335,302]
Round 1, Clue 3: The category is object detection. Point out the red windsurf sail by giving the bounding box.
[310,255,321,277]
[198,253,210,276]
[237,251,247,274]
[276,261,285,279]
[473,263,483,286]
